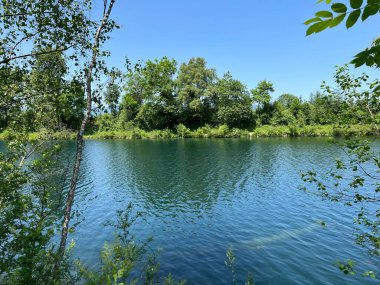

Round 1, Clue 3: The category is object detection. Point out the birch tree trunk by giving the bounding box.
[54,0,116,276]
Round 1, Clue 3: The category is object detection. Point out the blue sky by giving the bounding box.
[99,0,380,99]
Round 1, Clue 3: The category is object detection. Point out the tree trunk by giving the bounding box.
[53,0,116,277]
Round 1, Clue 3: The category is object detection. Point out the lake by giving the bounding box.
[3,138,379,284]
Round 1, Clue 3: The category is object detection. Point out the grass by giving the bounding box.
[0,124,377,141]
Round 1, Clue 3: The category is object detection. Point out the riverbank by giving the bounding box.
[0,124,377,141]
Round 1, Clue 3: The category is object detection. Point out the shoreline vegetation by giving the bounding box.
[3,57,380,145]
[0,124,377,141]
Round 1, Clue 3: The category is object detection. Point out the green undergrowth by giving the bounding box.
[0,124,377,141]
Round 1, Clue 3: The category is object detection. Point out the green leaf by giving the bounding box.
[350,0,363,9]
[346,9,361,28]
[306,21,328,36]
[374,52,380,66]
[362,4,379,21]
[331,3,348,13]
[304,17,322,25]
[373,84,380,92]
[306,20,330,35]
[316,11,333,18]
[366,56,375,66]
[329,14,346,28]
[306,25,317,36]
[354,49,369,59]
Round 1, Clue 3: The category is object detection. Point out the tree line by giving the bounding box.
[1,55,378,136]
[103,58,377,131]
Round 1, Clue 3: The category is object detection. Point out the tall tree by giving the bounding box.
[29,51,67,130]
[55,1,118,276]
[271,94,302,126]
[0,0,119,281]
[251,80,274,125]
[105,83,121,116]
[176,57,217,127]
[211,72,253,128]
[122,57,178,129]
[59,78,86,130]
[136,57,178,129]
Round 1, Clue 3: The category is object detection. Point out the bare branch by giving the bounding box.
[19,140,45,168]
[8,32,38,56]
[0,45,73,65]
[340,146,380,181]
[2,12,54,17]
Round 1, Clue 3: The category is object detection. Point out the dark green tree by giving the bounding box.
[59,78,86,130]
[309,91,342,124]
[276,94,301,109]
[29,50,67,130]
[251,80,274,125]
[176,57,217,127]
[118,94,140,129]
[0,65,30,131]
[105,83,121,116]
[122,57,178,129]
[273,94,301,123]
[135,57,178,129]
[210,72,253,128]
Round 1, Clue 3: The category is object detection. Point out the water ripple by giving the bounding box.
[43,139,380,285]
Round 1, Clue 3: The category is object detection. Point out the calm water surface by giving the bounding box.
[5,138,380,284]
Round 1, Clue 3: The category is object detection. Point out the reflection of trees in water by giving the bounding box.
[49,139,334,219]
[79,139,282,217]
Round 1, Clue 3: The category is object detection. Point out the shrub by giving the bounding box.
[210,124,229,138]
[176,124,191,138]
[192,124,212,138]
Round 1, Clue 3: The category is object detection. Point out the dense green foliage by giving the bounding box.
[0,51,86,133]
[303,0,379,279]
[0,0,94,65]
[301,68,380,271]
[2,56,378,139]
[88,60,378,135]
[0,0,118,283]
[0,133,76,284]
[0,0,97,280]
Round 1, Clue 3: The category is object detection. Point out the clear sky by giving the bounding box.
[98,0,380,99]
